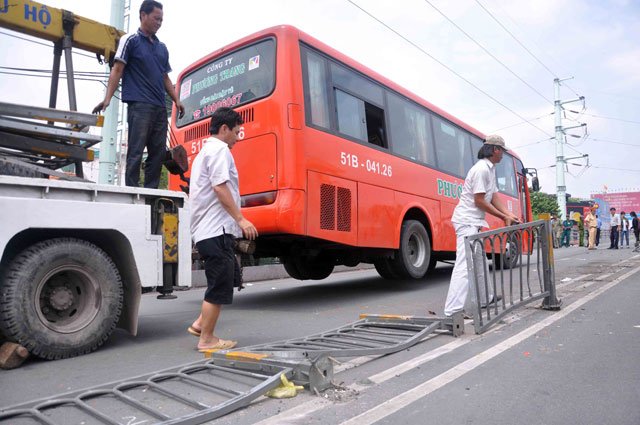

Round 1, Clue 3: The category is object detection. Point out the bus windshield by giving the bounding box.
[176,38,276,128]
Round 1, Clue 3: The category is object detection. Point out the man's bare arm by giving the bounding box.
[164,74,185,118]
[473,193,520,226]
[93,61,125,113]
[213,182,258,240]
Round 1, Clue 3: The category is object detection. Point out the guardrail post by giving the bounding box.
[541,220,562,310]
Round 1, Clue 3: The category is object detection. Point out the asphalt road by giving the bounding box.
[1,245,639,424]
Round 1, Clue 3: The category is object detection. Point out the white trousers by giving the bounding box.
[444,223,493,316]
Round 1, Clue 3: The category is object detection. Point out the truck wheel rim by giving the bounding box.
[35,265,102,334]
[408,232,426,267]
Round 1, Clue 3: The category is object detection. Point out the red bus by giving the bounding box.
[169,25,533,280]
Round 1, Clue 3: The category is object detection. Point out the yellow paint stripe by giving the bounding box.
[226,352,269,362]
[360,314,413,320]
[203,348,222,358]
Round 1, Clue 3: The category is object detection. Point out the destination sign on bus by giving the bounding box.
[176,38,276,128]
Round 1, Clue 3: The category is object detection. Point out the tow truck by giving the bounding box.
[0,0,192,360]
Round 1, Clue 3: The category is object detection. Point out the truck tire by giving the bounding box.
[282,257,334,280]
[392,220,431,279]
[0,238,123,359]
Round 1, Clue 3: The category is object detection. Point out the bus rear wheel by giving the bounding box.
[282,256,334,280]
[374,258,401,279]
[392,220,431,279]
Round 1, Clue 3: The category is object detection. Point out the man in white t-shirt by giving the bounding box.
[608,207,620,249]
[444,135,520,318]
[188,107,258,352]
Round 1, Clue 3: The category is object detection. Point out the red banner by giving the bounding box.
[590,192,640,212]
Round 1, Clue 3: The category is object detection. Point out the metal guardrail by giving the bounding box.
[218,314,463,360]
[0,314,463,424]
[0,359,292,424]
[465,219,562,334]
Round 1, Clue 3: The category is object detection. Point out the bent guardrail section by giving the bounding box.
[465,219,561,334]
[0,314,463,424]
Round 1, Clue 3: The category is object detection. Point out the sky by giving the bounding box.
[1,0,639,198]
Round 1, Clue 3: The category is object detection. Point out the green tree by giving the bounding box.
[530,191,561,217]
[138,166,169,189]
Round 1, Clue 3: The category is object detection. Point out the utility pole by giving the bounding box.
[554,78,586,220]
[98,0,126,185]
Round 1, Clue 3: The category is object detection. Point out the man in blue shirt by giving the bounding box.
[561,218,573,247]
[596,215,602,246]
[94,0,184,188]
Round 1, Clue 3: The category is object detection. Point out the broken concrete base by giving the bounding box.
[0,342,29,369]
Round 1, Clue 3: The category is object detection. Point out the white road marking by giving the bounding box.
[340,264,640,425]
[555,273,591,289]
[595,273,613,281]
[254,266,634,425]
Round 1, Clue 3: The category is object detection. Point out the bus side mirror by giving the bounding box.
[532,177,540,192]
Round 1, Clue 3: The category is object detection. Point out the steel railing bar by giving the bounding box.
[175,372,242,397]
[191,364,273,380]
[156,368,293,425]
[339,329,409,342]
[74,399,124,425]
[117,380,210,410]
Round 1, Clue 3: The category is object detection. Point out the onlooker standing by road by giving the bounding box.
[188,107,258,352]
[561,217,573,248]
[94,0,185,189]
[608,207,620,249]
[554,215,563,249]
[630,211,639,252]
[596,214,602,247]
[444,135,520,318]
[585,207,598,250]
[620,211,630,248]
[552,215,561,248]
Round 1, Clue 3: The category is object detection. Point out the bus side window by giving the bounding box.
[365,102,386,148]
[331,63,387,148]
[305,51,331,129]
[387,93,434,166]
[471,136,483,164]
[495,153,517,197]
[433,116,472,177]
[335,89,367,140]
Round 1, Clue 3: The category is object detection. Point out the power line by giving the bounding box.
[582,113,640,125]
[474,1,583,99]
[489,112,552,132]
[423,0,553,105]
[591,166,640,173]
[0,70,106,82]
[345,0,553,138]
[0,66,108,76]
[0,30,97,60]
[474,0,556,78]
[511,138,553,149]
[589,138,640,148]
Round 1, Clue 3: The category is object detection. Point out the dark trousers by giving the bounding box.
[595,228,600,246]
[610,225,619,248]
[561,229,571,247]
[126,102,167,189]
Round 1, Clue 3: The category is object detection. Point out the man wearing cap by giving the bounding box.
[444,135,521,318]
[585,207,598,250]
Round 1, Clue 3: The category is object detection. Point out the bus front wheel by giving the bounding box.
[393,220,431,279]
